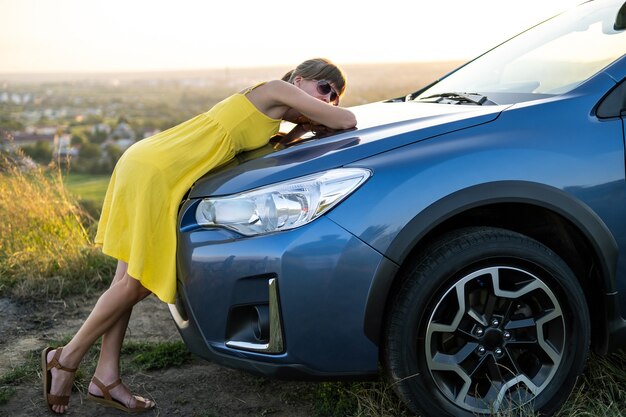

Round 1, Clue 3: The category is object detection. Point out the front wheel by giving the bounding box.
[384,227,590,417]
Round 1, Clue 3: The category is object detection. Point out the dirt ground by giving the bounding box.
[0,293,318,417]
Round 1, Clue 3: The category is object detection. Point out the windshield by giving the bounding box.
[416,0,626,104]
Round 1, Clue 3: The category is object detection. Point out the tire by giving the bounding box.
[383,227,590,417]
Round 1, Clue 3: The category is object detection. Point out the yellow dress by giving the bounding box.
[95,85,281,303]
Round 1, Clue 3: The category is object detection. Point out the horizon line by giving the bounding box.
[0,59,467,77]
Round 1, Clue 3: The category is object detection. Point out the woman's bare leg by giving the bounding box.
[45,262,152,414]
[88,261,153,409]
[93,260,130,378]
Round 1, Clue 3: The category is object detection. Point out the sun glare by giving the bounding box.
[0,0,583,73]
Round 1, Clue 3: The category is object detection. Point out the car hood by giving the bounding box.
[189,100,508,198]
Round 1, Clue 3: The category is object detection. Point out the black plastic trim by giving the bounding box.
[390,181,617,285]
[596,76,626,119]
[363,181,623,348]
[172,283,378,380]
[362,257,400,344]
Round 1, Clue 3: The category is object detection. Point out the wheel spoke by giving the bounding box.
[536,309,564,363]
[505,317,536,330]
[428,283,466,334]
[483,292,498,319]
[493,374,541,410]
[430,343,479,371]
[467,308,489,327]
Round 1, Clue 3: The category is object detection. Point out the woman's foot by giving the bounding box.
[41,347,77,414]
[87,376,155,413]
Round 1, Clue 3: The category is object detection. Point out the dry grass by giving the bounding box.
[555,351,626,417]
[313,381,411,417]
[0,152,114,299]
[334,349,626,417]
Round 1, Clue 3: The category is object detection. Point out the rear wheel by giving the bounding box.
[384,227,590,416]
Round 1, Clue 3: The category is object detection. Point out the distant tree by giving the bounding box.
[90,130,109,144]
[20,140,53,164]
[84,114,104,125]
[104,143,123,162]
[0,116,24,132]
[78,142,101,159]
[71,133,88,146]
[38,115,50,125]
[99,143,124,173]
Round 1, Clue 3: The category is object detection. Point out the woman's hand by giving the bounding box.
[275,124,311,147]
[292,115,342,135]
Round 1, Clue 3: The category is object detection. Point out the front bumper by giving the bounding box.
[170,200,386,379]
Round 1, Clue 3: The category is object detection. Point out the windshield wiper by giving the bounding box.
[417,92,490,105]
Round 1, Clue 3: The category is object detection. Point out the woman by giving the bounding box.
[41,58,356,414]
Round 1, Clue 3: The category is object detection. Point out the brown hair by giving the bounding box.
[282,58,347,97]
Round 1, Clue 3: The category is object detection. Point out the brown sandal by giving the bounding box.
[87,376,155,413]
[41,347,77,413]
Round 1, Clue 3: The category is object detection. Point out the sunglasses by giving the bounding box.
[316,80,339,102]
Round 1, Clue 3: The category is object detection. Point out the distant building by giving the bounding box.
[1,126,56,151]
[109,120,135,142]
[8,131,55,147]
[104,119,137,151]
[92,123,110,136]
[53,133,77,158]
[105,138,135,150]
[9,93,30,104]
[26,126,58,136]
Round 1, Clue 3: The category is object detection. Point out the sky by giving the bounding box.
[0,0,584,74]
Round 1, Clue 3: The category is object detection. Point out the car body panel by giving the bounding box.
[330,74,625,265]
[176,214,386,376]
[188,104,506,198]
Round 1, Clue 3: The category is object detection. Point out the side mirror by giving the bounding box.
[615,2,626,30]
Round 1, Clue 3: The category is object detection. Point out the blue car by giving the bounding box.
[170,1,626,415]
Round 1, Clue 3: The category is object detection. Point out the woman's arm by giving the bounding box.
[246,80,357,130]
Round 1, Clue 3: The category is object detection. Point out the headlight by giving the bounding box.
[195,168,371,236]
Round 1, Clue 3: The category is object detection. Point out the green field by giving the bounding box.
[62,173,110,205]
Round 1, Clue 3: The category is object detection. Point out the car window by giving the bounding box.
[417,0,626,104]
